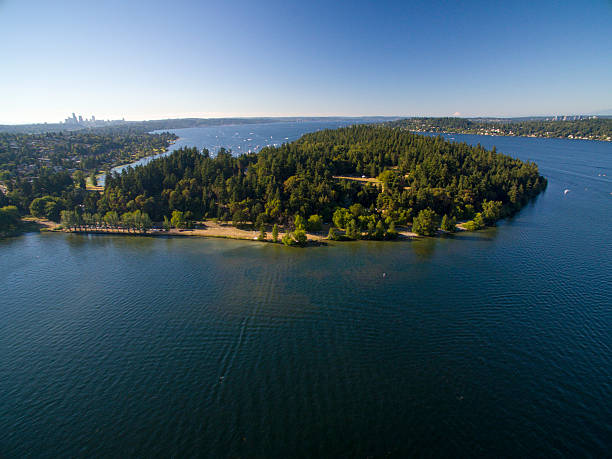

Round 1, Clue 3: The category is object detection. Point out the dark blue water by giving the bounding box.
[1,131,611,457]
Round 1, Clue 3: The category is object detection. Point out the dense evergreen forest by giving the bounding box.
[85,125,546,239]
[0,125,548,239]
[390,117,612,141]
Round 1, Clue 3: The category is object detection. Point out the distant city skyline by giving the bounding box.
[1,0,611,124]
[61,112,125,126]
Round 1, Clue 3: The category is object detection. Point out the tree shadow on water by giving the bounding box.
[411,238,437,259]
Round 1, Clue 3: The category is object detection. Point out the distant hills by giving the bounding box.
[593,109,612,116]
[389,117,612,141]
[1,114,611,136]
[0,116,399,135]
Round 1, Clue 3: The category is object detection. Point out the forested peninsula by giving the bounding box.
[35,125,545,244]
[391,117,612,142]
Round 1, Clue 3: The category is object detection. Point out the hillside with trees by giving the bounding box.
[86,125,546,239]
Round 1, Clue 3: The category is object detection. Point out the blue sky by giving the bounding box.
[0,0,610,123]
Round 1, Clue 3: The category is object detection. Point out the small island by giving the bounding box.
[3,124,548,244]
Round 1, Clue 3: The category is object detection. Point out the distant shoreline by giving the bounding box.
[410,129,611,142]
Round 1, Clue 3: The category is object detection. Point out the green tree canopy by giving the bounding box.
[412,209,439,236]
[272,223,279,242]
[171,210,186,229]
[441,214,456,232]
[306,214,322,232]
[0,205,20,235]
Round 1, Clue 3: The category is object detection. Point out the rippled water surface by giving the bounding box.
[1,131,611,457]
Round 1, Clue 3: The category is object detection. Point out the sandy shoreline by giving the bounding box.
[28,218,421,242]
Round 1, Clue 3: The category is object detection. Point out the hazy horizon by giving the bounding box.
[1,0,611,124]
[3,111,612,127]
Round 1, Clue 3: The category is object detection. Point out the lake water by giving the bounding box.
[1,129,611,457]
[99,120,376,185]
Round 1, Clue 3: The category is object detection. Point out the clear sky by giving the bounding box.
[0,0,611,124]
